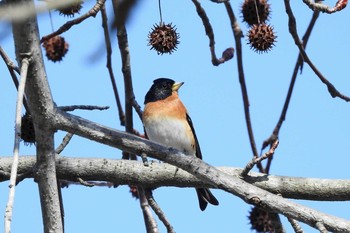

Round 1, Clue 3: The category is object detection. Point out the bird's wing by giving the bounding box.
[186,113,203,160]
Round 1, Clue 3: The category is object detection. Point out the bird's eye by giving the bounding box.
[162,84,168,89]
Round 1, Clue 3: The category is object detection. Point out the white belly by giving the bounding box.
[144,117,195,155]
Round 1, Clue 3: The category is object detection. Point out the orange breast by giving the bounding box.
[143,92,196,155]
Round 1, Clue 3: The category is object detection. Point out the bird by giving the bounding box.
[142,78,219,211]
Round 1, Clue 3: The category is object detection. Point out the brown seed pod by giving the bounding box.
[42,36,69,62]
[57,0,83,17]
[21,112,35,145]
[247,24,276,53]
[148,23,180,55]
[241,0,270,26]
[248,206,279,232]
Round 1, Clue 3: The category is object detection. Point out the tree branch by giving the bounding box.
[302,0,347,13]
[52,109,350,231]
[224,1,260,167]
[2,156,350,202]
[191,0,234,66]
[284,0,350,102]
[4,56,30,233]
[40,0,106,43]
[100,4,126,126]
[11,0,62,231]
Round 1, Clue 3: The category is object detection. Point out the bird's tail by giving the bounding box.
[196,188,219,211]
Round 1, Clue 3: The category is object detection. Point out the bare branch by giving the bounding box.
[241,139,279,177]
[315,221,328,233]
[288,218,305,233]
[100,4,126,126]
[77,177,95,187]
[0,46,30,112]
[137,186,159,233]
[4,56,30,233]
[191,0,234,66]
[54,110,350,232]
[3,156,350,202]
[55,132,74,154]
[303,0,347,13]
[284,0,350,102]
[144,189,175,233]
[58,105,109,112]
[11,0,62,231]
[224,1,260,170]
[0,46,20,73]
[41,0,106,42]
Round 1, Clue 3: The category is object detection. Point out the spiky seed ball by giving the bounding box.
[57,0,83,17]
[42,36,69,62]
[248,207,278,232]
[241,0,270,26]
[21,112,35,145]
[247,24,276,53]
[148,23,180,55]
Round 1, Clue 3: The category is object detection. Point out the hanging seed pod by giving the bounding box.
[21,112,36,145]
[248,206,279,232]
[42,36,69,62]
[148,23,180,55]
[57,0,83,17]
[241,0,270,26]
[247,24,276,53]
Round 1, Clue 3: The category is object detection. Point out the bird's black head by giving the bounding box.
[144,78,183,104]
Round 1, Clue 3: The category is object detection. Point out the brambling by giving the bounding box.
[143,78,219,211]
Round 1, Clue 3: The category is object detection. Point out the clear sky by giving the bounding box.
[1,0,350,232]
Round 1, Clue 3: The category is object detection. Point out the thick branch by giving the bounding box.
[52,109,350,232]
[2,156,350,202]
[11,0,62,232]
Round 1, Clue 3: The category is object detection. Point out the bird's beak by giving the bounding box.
[172,82,184,92]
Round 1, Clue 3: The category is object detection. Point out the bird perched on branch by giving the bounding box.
[143,78,219,211]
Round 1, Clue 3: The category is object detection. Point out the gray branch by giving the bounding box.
[2,156,350,202]
[11,0,62,231]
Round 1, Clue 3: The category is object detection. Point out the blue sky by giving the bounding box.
[1,0,350,232]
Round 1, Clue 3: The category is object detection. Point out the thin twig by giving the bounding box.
[55,132,74,154]
[77,177,94,187]
[144,189,175,233]
[116,25,135,134]
[284,0,350,102]
[302,0,347,13]
[192,0,234,66]
[58,105,109,112]
[0,46,20,73]
[0,46,30,112]
[241,139,279,177]
[57,177,65,233]
[100,4,126,126]
[209,0,228,3]
[315,221,328,233]
[132,98,143,120]
[158,0,163,24]
[137,186,159,233]
[224,1,260,169]
[113,0,139,160]
[261,9,320,174]
[40,0,106,42]
[59,180,115,188]
[288,218,305,233]
[4,56,30,233]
